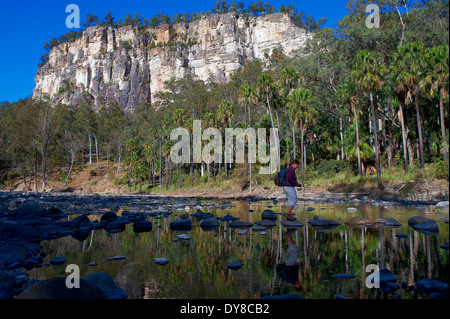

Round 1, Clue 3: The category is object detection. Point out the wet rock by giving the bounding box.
[395,233,408,238]
[0,223,41,243]
[70,214,92,230]
[170,218,192,230]
[39,225,73,239]
[17,277,107,299]
[10,203,47,219]
[261,210,277,221]
[0,270,15,299]
[177,234,190,241]
[416,279,449,294]
[376,218,401,227]
[440,242,449,250]
[255,219,277,228]
[332,273,355,279]
[100,212,117,224]
[226,261,243,270]
[306,206,315,211]
[88,261,97,267]
[155,257,169,265]
[308,216,340,229]
[336,294,348,299]
[83,272,128,299]
[412,220,439,235]
[0,245,27,267]
[132,220,153,233]
[347,207,357,212]
[408,216,433,226]
[71,228,92,241]
[106,256,126,261]
[281,220,304,229]
[218,215,239,222]
[200,217,220,228]
[105,220,126,232]
[50,256,67,266]
[228,221,253,229]
[252,225,266,232]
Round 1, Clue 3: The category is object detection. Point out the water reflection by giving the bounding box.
[32,200,448,299]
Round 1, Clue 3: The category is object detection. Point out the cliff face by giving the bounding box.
[33,12,312,112]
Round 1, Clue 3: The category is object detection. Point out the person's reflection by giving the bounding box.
[277,229,301,291]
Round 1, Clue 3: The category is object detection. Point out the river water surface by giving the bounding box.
[30,198,449,299]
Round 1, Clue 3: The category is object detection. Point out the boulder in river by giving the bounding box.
[345,217,375,228]
[228,221,253,229]
[412,220,439,235]
[170,218,192,230]
[261,210,277,221]
[308,216,340,230]
[17,277,107,299]
[83,272,128,299]
[281,220,305,229]
[376,218,401,227]
[226,261,243,270]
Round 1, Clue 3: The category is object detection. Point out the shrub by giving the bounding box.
[315,160,349,177]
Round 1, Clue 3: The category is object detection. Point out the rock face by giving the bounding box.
[33,12,312,112]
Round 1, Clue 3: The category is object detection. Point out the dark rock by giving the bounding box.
[200,217,220,228]
[255,219,277,228]
[71,229,92,241]
[308,216,340,229]
[38,225,73,240]
[307,206,315,211]
[412,220,439,235]
[219,215,239,222]
[10,203,47,219]
[281,220,304,229]
[332,273,355,279]
[0,223,41,243]
[132,220,153,233]
[155,257,169,265]
[395,233,408,238]
[440,242,449,250]
[408,216,433,226]
[83,272,127,299]
[376,218,401,227]
[70,214,92,230]
[106,256,126,261]
[226,261,243,270]
[416,279,449,293]
[228,221,253,229]
[16,277,107,299]
[50,256,67,266]
[261,210,277,221]
[0,245,27,267]
[170,218,192,230]
[0,270,15,299]
[100,212,117,224]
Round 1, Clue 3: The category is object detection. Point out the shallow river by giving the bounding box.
[30,198,449,299]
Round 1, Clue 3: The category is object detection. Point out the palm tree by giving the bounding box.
[336,80,363,176]
[420,44,449,161]
[391,42,429,169]
[238,84,257,192]
[257,72,280,172]
[352,50,387,187]
[287,88,317,187]
[217,100,234,180]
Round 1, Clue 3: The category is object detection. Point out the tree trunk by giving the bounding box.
[398,102,409,174]
[414,88,425,169]
[266,94,280,172]
[354,108,363,176]
[89,134,92,165]
[439,89,448,161]
[64,155,75,186]
[95,134,99,169]
[370,92,382,187]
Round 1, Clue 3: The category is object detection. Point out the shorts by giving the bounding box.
[283,186,298,207]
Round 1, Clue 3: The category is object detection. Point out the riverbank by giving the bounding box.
[2,161,448,206]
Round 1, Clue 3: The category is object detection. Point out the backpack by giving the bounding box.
[274,167,289,186]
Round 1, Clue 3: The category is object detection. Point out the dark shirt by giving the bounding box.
[285,166,299,187]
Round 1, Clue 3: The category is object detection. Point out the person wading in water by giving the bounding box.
[284,159,302,221]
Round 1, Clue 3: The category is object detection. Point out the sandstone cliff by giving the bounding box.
[33,12,312,112]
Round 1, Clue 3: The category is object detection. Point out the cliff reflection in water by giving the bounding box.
[31,200,449,299]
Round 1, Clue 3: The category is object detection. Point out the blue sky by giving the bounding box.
[0,0,350,103]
